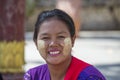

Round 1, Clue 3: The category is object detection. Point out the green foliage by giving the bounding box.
[25,0,36,18]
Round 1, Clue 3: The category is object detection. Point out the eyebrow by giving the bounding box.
[57,31,68,35]
[40,33,49,36]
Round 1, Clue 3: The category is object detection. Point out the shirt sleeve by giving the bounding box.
[24,70,31,80]
[77,66,106,80]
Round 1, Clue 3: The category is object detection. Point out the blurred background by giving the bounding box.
[0,0,120,80]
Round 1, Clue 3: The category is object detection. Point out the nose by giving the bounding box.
[49,39,58,47]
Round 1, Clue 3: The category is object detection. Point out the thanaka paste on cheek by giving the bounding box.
[37,40,46,56]
[63,37,72,55]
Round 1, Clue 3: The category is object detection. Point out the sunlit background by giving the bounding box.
[0,0,120,80]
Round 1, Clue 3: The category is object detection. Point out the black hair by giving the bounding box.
[33,9,75,41]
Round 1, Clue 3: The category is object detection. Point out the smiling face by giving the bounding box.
[36,18,75,65]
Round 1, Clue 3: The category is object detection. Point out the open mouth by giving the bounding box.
[49,51,60,55]
[48,48,61,56]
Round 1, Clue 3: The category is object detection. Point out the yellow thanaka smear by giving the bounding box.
[37,38,72,56]
[63,37,72,55]
[37,40,46,55]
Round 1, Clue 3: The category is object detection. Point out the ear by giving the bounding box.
[71,35,76,47]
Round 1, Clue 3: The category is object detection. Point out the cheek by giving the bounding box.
[63,38,72,55]
[37,40,46,55]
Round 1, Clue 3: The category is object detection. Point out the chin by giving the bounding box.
[47,59,64,65]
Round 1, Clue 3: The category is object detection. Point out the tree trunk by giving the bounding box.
[0,0,25,73]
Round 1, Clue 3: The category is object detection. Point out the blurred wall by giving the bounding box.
[25,0,120,31]
[80,0,120,30]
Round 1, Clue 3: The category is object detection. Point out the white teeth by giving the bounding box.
[49,51,60,55]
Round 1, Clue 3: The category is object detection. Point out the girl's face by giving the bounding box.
[36,19,75,65]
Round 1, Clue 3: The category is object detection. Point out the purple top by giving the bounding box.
[77,66,106,80]
[24,64,50,80]
[24,64,106,80]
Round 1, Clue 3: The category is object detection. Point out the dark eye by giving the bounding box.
[58,36,65,39]
[42,37,50,40]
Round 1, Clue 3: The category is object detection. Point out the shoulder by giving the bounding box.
[77,65,106,80]
[26,64,48,74]
[24,64,48,80]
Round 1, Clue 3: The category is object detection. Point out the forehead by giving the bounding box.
[38,18,70,34]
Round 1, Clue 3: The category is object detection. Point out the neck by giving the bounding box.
[48,56,72,80]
